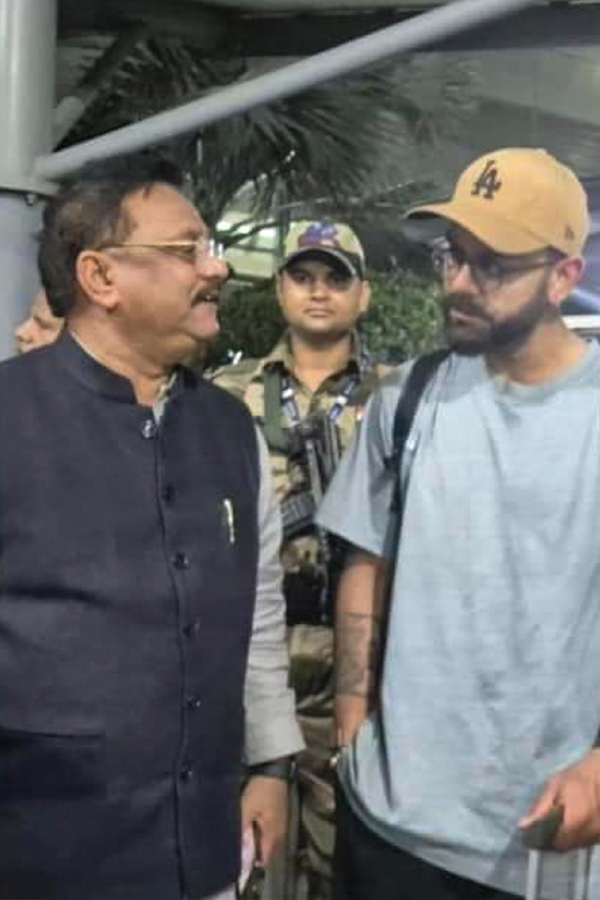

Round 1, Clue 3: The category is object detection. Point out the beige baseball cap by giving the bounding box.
[406,148,589,257]
[280,220,366,278]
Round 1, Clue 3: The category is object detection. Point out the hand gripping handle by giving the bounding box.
[521,807,591,900]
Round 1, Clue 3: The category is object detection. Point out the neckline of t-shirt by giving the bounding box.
[479,340,600,402]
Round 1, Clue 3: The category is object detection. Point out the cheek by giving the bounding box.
[157,268,194,299]
[136,274,191,317]
[336,296,363,321]
[278,293,304,320]
[487,295,523,323]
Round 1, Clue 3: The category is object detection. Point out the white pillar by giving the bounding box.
[0,0,57,359]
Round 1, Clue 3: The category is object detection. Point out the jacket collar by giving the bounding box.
[53,330,193,404]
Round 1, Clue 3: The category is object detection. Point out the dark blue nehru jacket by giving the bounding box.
[0,333,259,899]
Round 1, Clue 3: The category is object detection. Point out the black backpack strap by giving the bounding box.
[389,348,449,517]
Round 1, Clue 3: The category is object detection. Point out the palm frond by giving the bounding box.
[63,37,480,231]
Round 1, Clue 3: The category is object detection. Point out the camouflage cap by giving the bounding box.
[280,220,366,278]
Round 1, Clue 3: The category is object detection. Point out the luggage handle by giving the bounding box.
[521,805,565,850]
[521,806,591,900]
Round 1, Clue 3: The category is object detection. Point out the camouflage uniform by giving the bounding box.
[213,332,388,899]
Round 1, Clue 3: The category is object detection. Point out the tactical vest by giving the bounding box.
[0,333,259,899]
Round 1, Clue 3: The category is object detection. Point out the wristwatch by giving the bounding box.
[248,755,296,783]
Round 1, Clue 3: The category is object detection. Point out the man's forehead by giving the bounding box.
[124,183,205,236]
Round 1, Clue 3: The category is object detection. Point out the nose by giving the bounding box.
[446,259,478,294]
[197,254,230,287]
[309,277,329,299]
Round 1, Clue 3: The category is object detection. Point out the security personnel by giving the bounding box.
[213,221,390,900]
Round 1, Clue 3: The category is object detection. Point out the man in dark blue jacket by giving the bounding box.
[0,152,302,900]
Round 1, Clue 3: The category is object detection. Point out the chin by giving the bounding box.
[191,306,220,340]
[300,322,346,340]
[197,323,220,343]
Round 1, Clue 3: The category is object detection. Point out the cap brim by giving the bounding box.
[406,200,546,255]
[280,247,360,278]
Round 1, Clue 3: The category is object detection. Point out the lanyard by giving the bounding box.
[280,348,372,427]
[281,372,359,427]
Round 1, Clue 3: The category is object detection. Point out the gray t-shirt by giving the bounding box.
[318,344,600,898]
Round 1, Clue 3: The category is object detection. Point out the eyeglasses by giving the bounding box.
[431,240,561,293]
[99,237,225,265]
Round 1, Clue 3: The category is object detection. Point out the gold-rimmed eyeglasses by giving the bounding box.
[99,237,226,265]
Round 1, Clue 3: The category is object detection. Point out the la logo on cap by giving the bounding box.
[471,160,502,201]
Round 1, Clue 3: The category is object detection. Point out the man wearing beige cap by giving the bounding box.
[318,150,600,899]
[215,221,389,899]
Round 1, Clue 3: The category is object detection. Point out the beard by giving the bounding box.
[443,280,557,357]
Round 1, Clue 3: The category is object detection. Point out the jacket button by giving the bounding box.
[180,766,193,782]
[161,484,175,503]
[141,418,156,439]
[183,620,200,637]
[186,695,202,710]
[172,552,189,569]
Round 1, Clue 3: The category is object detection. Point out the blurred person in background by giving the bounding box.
[14,288,63,353]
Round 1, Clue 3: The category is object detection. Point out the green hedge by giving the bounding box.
[361,269,443,364]
[209,268,443,367]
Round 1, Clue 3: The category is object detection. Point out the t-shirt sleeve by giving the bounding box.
[244,427,304,763]
[316,367,408,559]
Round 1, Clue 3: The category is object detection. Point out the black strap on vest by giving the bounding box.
[389,348,450,522]
[261,358,368,454]
[262,367,291,453]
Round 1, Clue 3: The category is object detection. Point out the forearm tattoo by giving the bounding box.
[336,612,382,698]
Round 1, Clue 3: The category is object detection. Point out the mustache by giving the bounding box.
[443,292,491,321]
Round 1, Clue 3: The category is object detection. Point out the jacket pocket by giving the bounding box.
[0,725,105,801]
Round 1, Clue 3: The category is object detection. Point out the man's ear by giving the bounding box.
[549,256,585,309]
[76,251,120,311]
[359,280,372,315]
[275,273,285,309]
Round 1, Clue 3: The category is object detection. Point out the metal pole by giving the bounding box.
[0,0,56,193]
[0,0,57,360]
[36,0,539,181]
